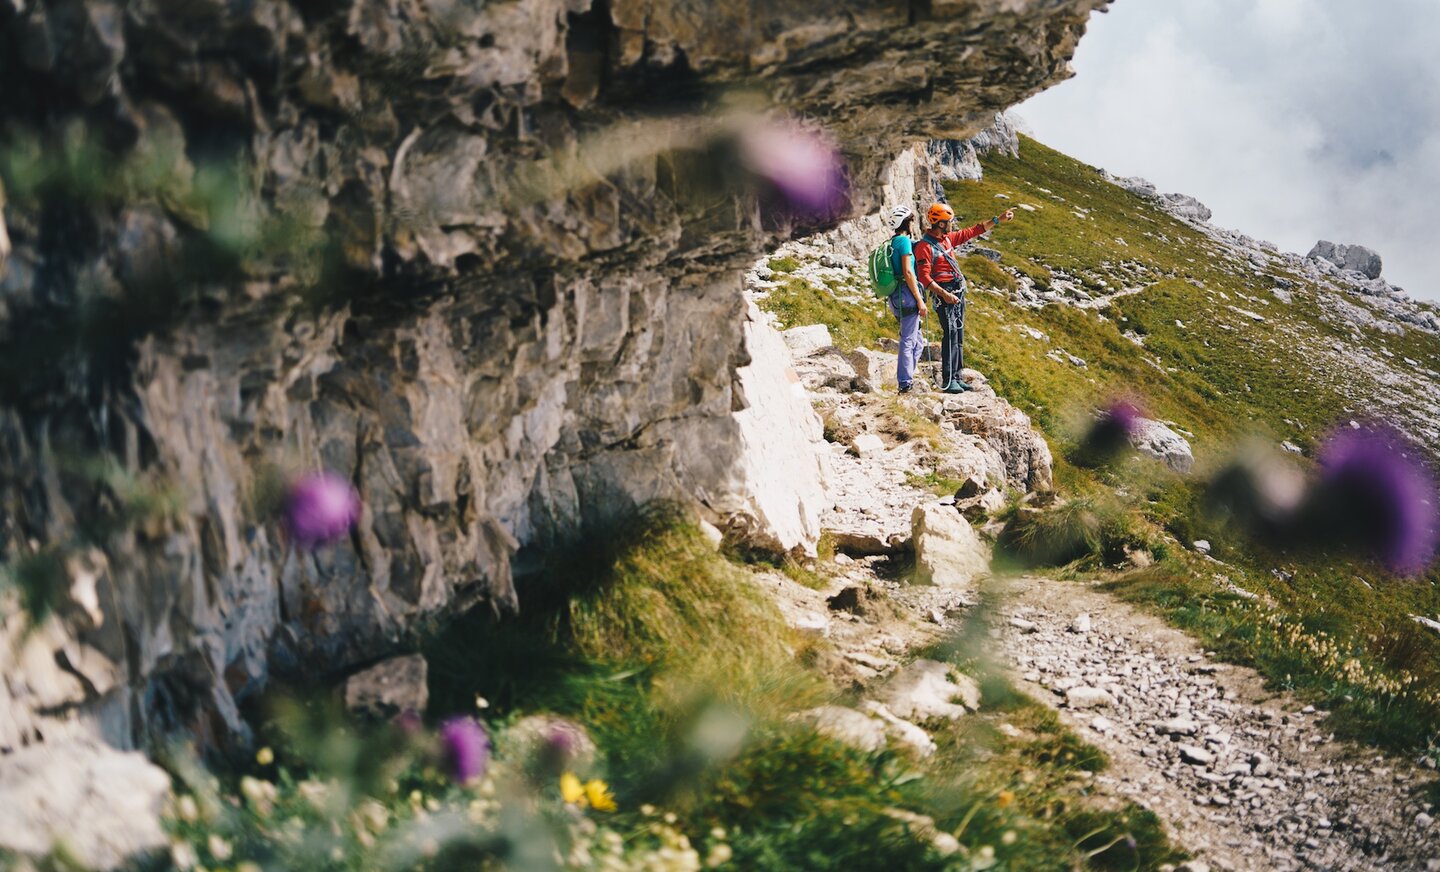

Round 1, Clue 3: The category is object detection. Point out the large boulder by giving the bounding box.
[782,324,834,358]
[1307,240,1383,279]
[911,502,990,587]
[790,706,887,753]
[933,430,1010,491]
[845,347,899,391]
[1161,193,1212,223]
[1129,418,1195,474]
[792,346,868,393]
[0,734,171,869]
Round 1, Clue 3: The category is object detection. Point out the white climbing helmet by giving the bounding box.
[888,205,915,231]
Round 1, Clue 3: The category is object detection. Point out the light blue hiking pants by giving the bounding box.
[890,296,925,389]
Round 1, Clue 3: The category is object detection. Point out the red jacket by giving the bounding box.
[914,223,989,287]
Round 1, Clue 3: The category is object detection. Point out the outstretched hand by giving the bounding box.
[999,209,1016,223]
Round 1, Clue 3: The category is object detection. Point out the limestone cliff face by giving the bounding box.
[0,0,1108,751]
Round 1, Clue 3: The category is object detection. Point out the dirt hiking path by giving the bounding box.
[995,575,1438,872]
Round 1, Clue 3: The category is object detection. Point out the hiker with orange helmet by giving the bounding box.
[914,202,1015,393]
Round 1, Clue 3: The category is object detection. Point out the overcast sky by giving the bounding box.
[1016,0,1440,301]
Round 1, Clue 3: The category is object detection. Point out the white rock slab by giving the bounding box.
[911,502,990,588]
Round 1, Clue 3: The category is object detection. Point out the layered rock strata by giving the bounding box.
[0,0,1108,756]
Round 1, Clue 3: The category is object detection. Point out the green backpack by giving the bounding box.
[867,238,898,298]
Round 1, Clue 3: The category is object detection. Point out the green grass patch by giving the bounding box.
[906,470,969,497]
[768,255,801,273]
[959,254,1016,292]
[758,277,891,351]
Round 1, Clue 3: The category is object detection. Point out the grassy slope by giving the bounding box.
[950,136,1440,751]
[761,134,1440,753]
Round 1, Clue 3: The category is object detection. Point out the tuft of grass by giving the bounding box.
[905,470,969,497]
[993,499,1101,570]
[885,396,945,449]
[767,255,801,273]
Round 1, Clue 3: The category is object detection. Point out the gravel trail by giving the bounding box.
[996,575,1439,872]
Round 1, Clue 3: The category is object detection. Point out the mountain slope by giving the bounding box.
[754,133,1440,753]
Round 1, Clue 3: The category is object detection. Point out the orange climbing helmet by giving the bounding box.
[926,202,955,224]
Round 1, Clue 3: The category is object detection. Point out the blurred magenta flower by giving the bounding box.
[1073,398,1144,468]
[505,714,597,778]
[739,117,849,220]
[439,716,490,784]
[1307,423,1439,575]
[284,472,360,549]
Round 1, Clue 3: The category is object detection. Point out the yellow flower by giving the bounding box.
[255,746,274,766]
[996,790,1015,809]
[560,772,586,805]
[585,779,617,812]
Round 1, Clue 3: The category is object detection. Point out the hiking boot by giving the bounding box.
[898,383,913,394]
[943,379,971,394]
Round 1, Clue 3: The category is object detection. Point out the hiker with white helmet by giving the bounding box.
[884,205,927,392]
[915,202,1015,393]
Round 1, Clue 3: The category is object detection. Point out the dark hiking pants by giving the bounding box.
[935,284,966,387]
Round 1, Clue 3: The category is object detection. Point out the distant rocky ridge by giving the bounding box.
[1101,170,1214,224]
[1092,169,1437,337]
[1307,240,1383,280]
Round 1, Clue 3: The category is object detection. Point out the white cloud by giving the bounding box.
[1018,0,1440,300]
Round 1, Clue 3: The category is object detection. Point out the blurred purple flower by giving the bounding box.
[284,472,360,549]
[1104,400,1143,437]
[439,716,490,784]
[1074,399,1144,468]
[739,118,849,220]
[1310,423,1439,575]
[506,714,597,778]
[540,719,592,770]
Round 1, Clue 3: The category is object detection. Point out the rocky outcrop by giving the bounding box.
[727,305,831,556]
[0,0,1109,764]
[1102,172,1213,224]
[1307,240,1383,280]
[928,112,1024,183]
[1130,418,1196,475]
[944,392,1056,493]
[0,732,171,868]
